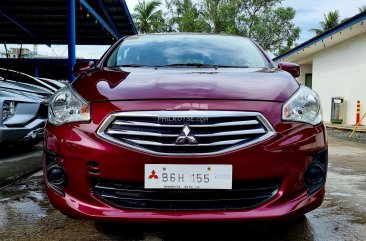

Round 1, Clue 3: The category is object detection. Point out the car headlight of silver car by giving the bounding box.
[282,85,322,125]
[2,100,17,122]
[48,85,90,125]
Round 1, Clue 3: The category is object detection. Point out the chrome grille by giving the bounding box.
[97,111,275,155]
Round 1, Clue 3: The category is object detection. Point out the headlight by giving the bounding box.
[2,100,16,122]
[282,86,322,125]
[48,85,90,125]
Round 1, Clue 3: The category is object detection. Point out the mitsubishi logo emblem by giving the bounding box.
[148,170,159,179]
[175,125,198,144]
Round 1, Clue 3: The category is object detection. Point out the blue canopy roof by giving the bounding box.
[0,0,137,45]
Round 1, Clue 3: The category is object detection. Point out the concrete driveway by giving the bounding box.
[0,137,365,241]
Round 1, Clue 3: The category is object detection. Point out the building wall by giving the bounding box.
[298,64,312,85]
[312,33,366,125]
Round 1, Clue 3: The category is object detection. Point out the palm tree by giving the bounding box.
[169,0,208,32]
[133,0,164,33]
[311,10,340,35]
[359,6,366,13]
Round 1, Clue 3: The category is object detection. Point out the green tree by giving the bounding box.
[132,0,301,54]
[201,0,239,34]
[165,0,210,32]
[359,6,366,13]
[236,0,282,37]
[133,0,164,33]
[200,0,300,55]
[311,10,340,35]
[249,7,300,55]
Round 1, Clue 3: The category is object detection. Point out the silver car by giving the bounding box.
[0,68,64,147]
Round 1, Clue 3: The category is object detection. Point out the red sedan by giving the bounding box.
[44,34,327,222]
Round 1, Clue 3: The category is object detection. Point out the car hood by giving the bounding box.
[0,80,53,101]
[72,67,299,102]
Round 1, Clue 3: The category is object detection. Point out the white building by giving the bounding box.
[274,12,366,125]
[1,48,33,58]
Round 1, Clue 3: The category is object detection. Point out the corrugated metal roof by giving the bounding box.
[0,0,137,45]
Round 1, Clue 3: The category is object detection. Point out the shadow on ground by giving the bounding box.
[94,217,314,241]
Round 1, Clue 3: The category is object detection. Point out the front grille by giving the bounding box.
[92,179,281,211]
[97,111,275,155]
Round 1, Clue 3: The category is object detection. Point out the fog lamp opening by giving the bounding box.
[44,152,67,196]
[47,164,67,187]
[305,163,325,185]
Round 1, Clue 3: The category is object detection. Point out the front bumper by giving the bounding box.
[0,118,45,143]
[45,185,325,222]
[0,99,47,143]
[43,100,327,221]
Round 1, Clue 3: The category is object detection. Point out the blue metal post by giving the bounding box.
[34,64,38,77]
[120,0,138,34]
[68,0,76,83]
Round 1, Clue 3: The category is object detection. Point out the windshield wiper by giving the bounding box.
[116,64,153,68]
[158,63,249,68]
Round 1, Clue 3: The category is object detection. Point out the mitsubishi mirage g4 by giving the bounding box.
[44,34,327,222]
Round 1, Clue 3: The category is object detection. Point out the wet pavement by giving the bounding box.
[0,144,42,188]
[0,137,365,241]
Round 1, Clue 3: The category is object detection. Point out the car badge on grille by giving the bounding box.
[175,125,198,144]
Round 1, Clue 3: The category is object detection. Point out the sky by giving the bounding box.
[1,0,364,59]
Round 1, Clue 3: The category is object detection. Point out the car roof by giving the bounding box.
[125,33,251,40]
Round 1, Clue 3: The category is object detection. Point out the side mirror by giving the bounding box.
[72,61,94,77]
[278,62,300,78]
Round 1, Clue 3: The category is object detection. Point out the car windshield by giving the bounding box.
[105,34,268,68]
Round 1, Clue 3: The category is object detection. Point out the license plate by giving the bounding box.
[144,164,232,189]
